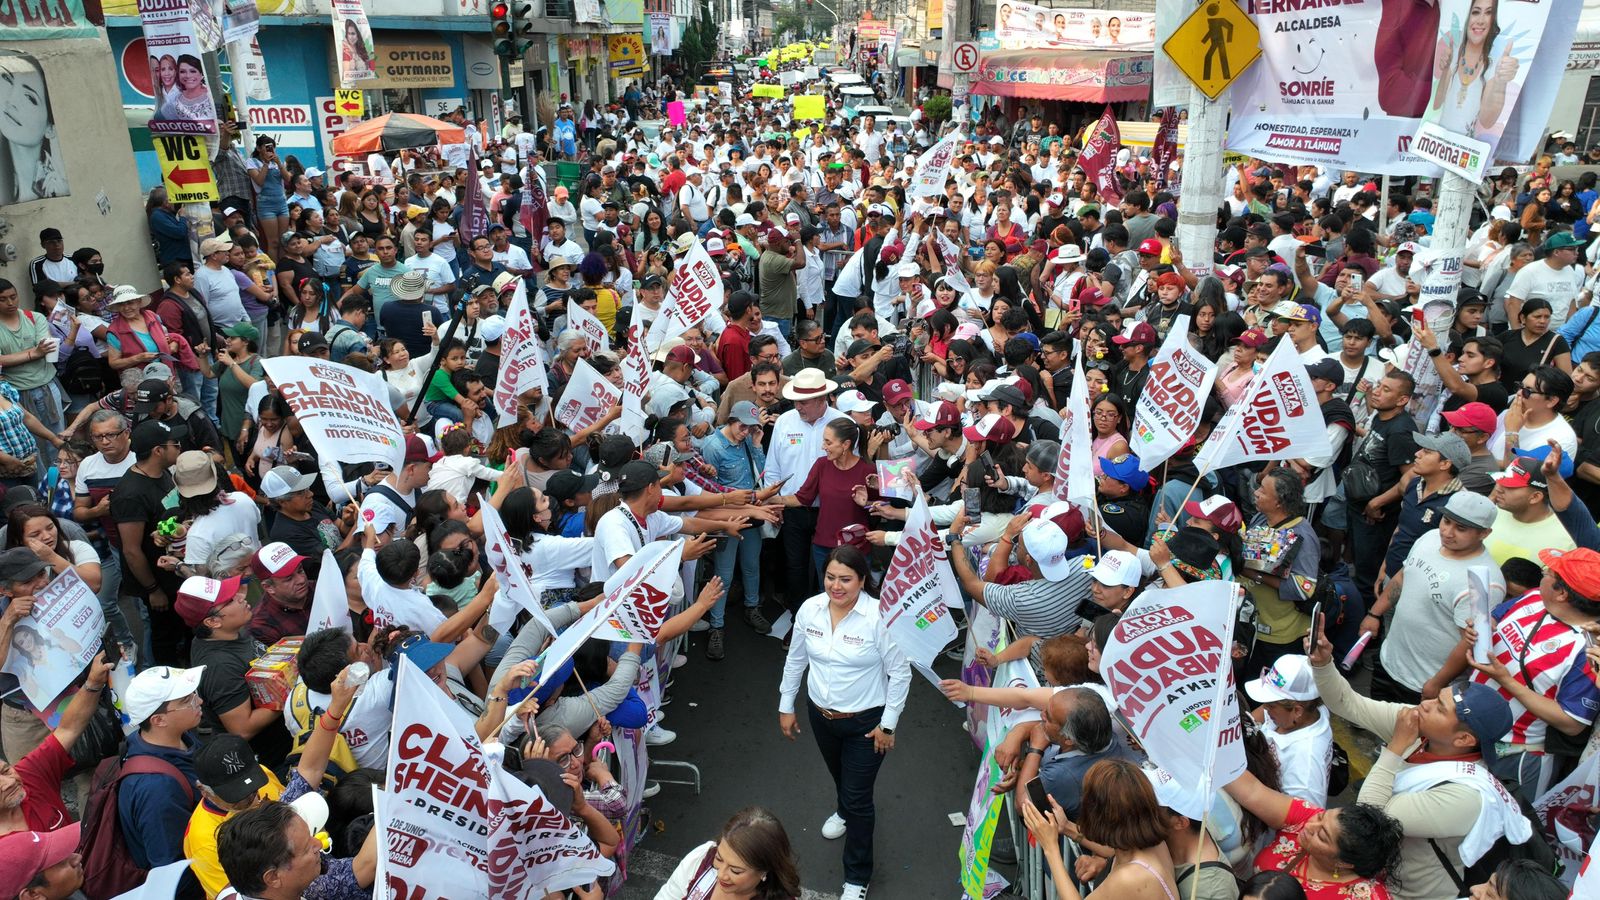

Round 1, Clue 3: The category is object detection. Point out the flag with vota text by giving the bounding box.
[1191,338,1328,472]
[261,357,404,472]
[1132,314,1217,472]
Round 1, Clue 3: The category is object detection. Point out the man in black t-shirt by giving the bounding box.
[176,575,292,763]
[111,419,186,666]
[1348,372,1418,609]
[262,466,346,561]
[379,270,444,357]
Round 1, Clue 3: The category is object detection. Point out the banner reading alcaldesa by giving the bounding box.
[1228,0,1573,177]
[1132,314,1217,472]
[138,0,218,135]
[1100,582,1247,800]
[263,357,405,473]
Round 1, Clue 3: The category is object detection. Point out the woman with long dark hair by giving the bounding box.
[777,545,910,900]
[655,807,803,900]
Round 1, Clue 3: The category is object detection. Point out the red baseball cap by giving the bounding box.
[174,575,245,627]
[963,413,1017,444]
[1113,322,1158,346]
[0,823,81,899]
[913,400,961,431]
[882,379,913,406]
[404,434,442,465]
[1136,238,1163,256]
[1032,501,1086,543]
[251,541,308,579]
[1443,402,1497,434]
[1541,548,1600,600]
[665,344,698,366]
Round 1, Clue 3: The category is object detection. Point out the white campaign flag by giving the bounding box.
[495,281,550,426]
[1533,751,1600,887]
[567,301,609,357]
[1100,582,1247,801]
[618,321,651,432]
[877,493,960,667]
[1053,354,1096,509]
[479,498,557,636]
[1131,315,1218,471]
[263,357,404,472]
[909,129,963,199]
[487,760,617,898]
[646,238,724,351]
[306,549,352,635]
[592,539,683,643]
[553,357,621,432]
[1192,339,1329,472]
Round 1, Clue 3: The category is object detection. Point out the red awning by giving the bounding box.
[969,49,1152,103]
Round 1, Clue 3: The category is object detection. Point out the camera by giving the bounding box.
[885,333,909,355]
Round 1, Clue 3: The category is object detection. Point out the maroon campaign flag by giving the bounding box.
[1080,106,1123,207]
[460,151,490,243]
[1152,106,1179,193]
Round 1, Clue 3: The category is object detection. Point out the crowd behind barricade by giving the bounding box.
[0,56,1593,900]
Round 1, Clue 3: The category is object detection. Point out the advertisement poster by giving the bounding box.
[0,569,104,709]
[138,0,219,135]
[566,300,609,357]
[554,357,620,432]
[0,50,70,205]
[1229,0,1573,176]
[220,0,261,43]
[608,34,646,77]
[649,12,673,54]
[1132,314,1218,472]
[1533,747,1600,887]
[0,0,96,39]
[1100,582,1247,797]
[263,357,405,472]
[993,1,1155,50]
[331,0,376,87]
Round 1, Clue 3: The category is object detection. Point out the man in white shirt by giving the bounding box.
[590,460,730,582]
[403,231,456,306]
[541,218,584,264]
[1507,232,1588,329]
[1365,242,1422,305]
[764,369,848,609]
[858,117,885,166]
[1331,170,1364,206]
[358,435,437,540]
[488,225,532,276]
[679,169,711,228]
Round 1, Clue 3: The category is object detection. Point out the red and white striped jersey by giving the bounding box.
[1470,591,1600,747]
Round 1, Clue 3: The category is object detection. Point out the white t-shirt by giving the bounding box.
[1264,707,1334,808]
[1380,530,1505,692]
[365,153,394,183]
[1516,415,1579,459]
[358,485,415,536]
[288,679,394,768]
[522,535,596,594]
[589,506,683,582]
[183,492,262,566]
[580,196,604,232]
[493,244,532,273]
[357,547,448,632]
[1507,261,1585,328]
[404,253,454,295]
[1366,265,1411,300]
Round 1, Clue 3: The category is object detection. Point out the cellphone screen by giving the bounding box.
[1304,243,1327,258]
[963,487,983,520]
[1025,776,1050,813]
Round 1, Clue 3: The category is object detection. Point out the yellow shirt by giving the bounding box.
[182,766,286,899]
[1486,508,1576,566]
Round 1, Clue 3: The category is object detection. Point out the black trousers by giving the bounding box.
[808,703,887,887]
[780,507,819,615]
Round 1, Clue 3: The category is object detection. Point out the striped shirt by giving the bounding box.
[1471,591,1600,747]
[983,567,1093,668]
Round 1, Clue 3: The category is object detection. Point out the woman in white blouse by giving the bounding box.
[777,545,910,900]
[653,807,801,900]
[1245,653,1333,808]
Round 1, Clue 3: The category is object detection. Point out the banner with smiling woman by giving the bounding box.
[0,50,70,205]
[137,0,217,135]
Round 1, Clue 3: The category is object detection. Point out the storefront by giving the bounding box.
[969,49,1151,131]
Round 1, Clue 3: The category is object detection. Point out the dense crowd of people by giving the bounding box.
[0,56,1593,900]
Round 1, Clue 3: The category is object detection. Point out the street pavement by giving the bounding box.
[611,609,979,898]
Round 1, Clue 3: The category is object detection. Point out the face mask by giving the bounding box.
[87,263,105,274]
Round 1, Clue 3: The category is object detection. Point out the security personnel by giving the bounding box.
[1096,452,1152,548]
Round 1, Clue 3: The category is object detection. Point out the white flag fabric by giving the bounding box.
[932,231,973,295]
[262,357,405,472]
[619,321,651,430]
[553,357,621,432]
[909,129,963,199]
[1192,339,1329,472]
[1131,315,1218,472]
[592,538,684,643]
[479,498,558,636]
[1053,354,1096,509]
[877,493,960,667]
[646,238,724,351]
[495,282,550,426]
[1533,751,1600,887]
[567,301,609,357]
[306,549,352,636]
[530,540,686,689]
[1100,582,1247,802]
[380,660,615,900]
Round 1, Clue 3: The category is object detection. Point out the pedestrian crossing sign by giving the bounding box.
[1162,0,1260,100]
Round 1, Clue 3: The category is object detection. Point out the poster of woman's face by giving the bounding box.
[0,49,69,207]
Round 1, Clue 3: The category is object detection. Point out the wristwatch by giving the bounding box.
[879,727,894,736]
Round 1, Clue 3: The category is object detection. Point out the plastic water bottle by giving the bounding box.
[346,662,371,688]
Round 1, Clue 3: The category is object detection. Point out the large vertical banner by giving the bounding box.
[262,357,405,472]
[1101,582,1247,799]
[331,0,377,87]
[1132,314,1218,472]
[139,0,218,135]
[460,151,489,241]
[649,13,673,54]
[1229,0,1572,176]
[878,495,961,666]
[1078,107,1122,206]
[1151,106,1179,192]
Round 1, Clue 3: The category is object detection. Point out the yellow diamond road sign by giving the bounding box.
[1163,0,1260,101]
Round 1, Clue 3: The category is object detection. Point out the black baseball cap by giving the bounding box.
[131,418,186,456]
[194,734,267,803]
[616,460,664,493]
[297,332,330,354]
[546,469,600,505]
[132,379,173,415]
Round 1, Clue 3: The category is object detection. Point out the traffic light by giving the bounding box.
[491,1,514,55]
[492,1,533,57]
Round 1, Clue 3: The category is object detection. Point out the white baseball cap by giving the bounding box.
[1245,654,1320,703]
[1089,550,1141,588]
[1021,518,1072,582]
[123,665,206,727]
[835,390,876,414]
[260,465,316,500]
[735,213,759,228]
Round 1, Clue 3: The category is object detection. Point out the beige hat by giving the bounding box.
[782,367,838,402]
[390,271,427,301]
[199,237,233,257]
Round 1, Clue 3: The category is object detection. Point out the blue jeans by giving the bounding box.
[812,543,832,588]
[178,367,203,406]
[200,373,221,428]
[774,317,793,342]
[710,527,762,628]
[808,704,887,886]
[427,399,463,425]
[95,547,134,653]
[15,382,63,471]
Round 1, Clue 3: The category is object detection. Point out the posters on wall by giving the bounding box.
[0,569,104,709]
[993,1,1155,51]
[261,357,406,472]
[139,0,219,135]
[331,0,377,87]
[1227,0,1574,177]
[0,50,70,205]
[649,13,673,54]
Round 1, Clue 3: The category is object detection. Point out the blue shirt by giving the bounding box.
[149,209,190,264]
[1383,478,1459,575]
[700,426,765,490]
[118,732,200,870]
[1560,305,1600,361]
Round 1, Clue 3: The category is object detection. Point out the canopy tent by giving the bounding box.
[968,49,1151,103]
[1116,120,1190,148]
[828,72,865,85]
[331,113,466,156]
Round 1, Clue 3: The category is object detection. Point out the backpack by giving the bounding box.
[1308,562,1367,667]
[78,753,195,900]
[283,681,361,790]
[59,345,112,397]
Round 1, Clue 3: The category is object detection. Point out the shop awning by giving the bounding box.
[969,49,1152,103]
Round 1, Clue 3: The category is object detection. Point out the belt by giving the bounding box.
[813,706,870,720]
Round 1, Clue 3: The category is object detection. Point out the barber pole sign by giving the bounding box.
[646,239,724,351]
[1192,339,1328,472]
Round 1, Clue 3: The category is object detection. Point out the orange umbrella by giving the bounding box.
[331,113,466,156]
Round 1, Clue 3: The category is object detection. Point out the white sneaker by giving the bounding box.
[689,619,711,632]
[841,883,868,900]
[641,781,662,799]
[670,653,688,669]
[821,812,847,840]
[645,724,677,746]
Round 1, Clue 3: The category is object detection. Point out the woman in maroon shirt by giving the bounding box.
[777,418,877,586]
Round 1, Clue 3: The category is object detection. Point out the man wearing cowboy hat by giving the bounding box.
[766,368,846,607]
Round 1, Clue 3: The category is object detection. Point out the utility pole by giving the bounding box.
[1173,84,1222,278]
